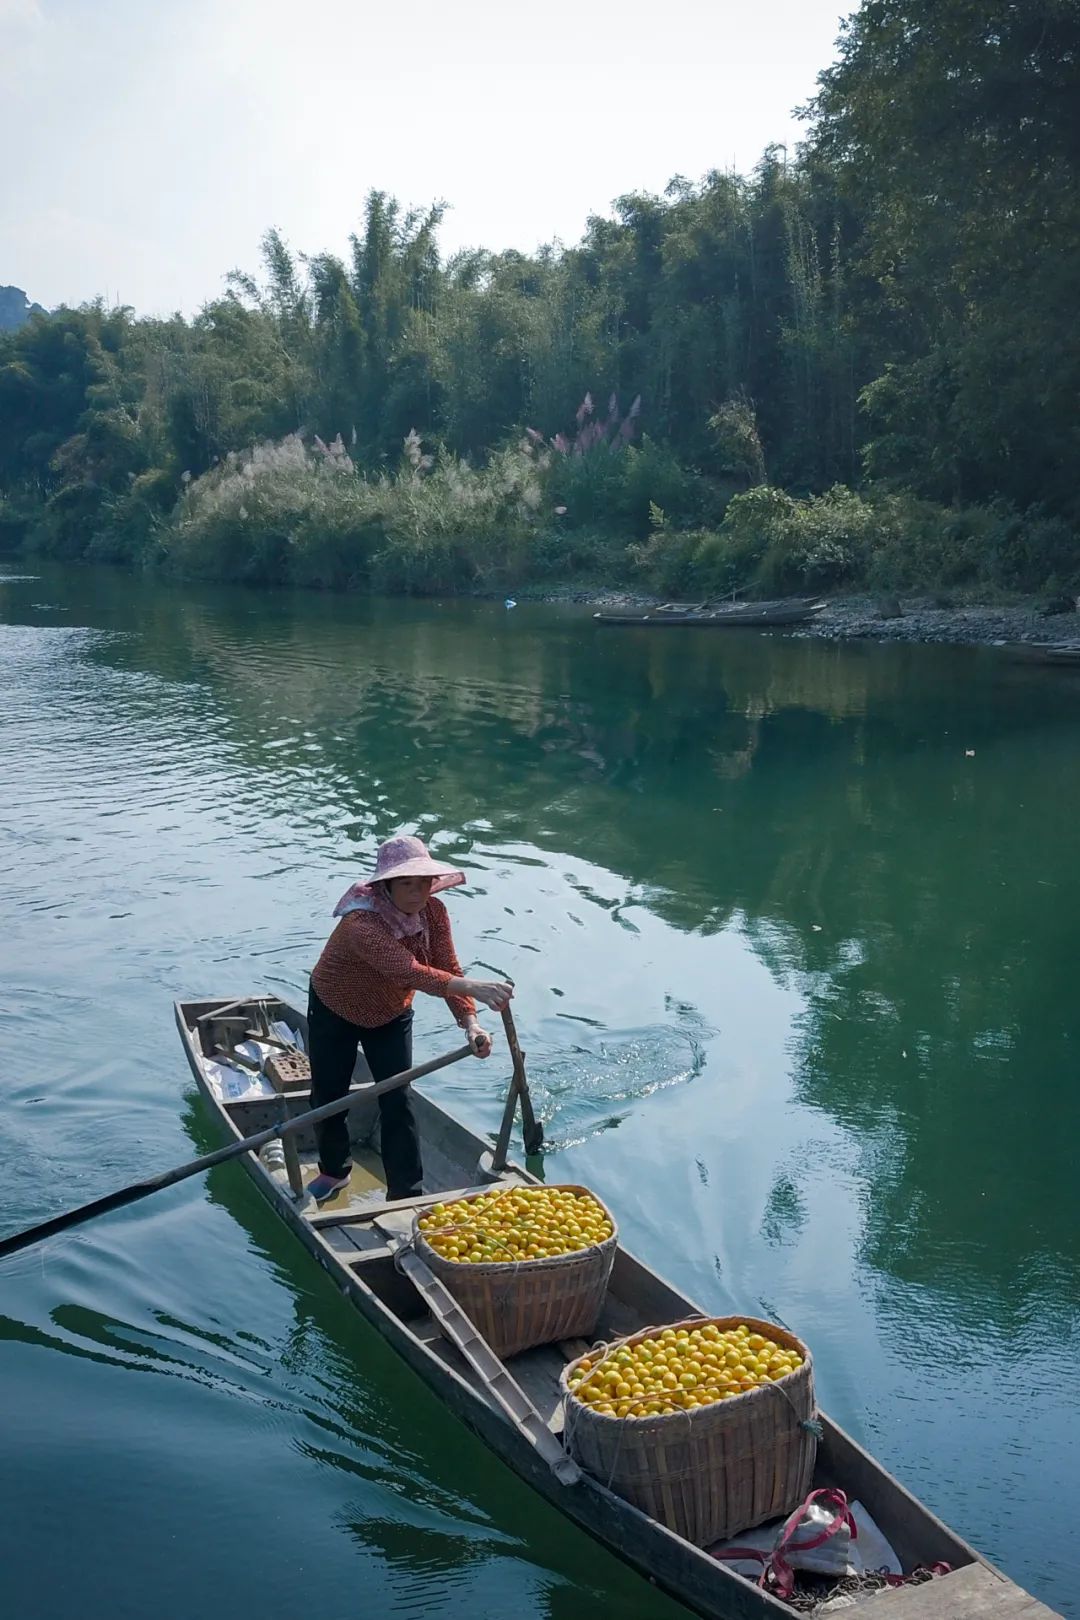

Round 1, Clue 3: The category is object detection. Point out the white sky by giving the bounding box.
[0,0,849,317]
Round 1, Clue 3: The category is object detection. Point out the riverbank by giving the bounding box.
[6,554,1079,650]
[501,582,1080,649]
[800,594,1080,648]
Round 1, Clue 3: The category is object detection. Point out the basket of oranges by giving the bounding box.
[560,1316,817,1546]
[412,1184,617,1358]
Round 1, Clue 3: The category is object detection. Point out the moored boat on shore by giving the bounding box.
[593,598,827,628]
[1009,642,1080,667]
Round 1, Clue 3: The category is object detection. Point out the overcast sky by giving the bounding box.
[1,0,849,317]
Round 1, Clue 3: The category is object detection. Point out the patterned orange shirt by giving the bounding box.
[311,895,477,1029]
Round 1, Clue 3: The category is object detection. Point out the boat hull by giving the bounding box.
[1009,643,1080,667]
[594,600,826,628]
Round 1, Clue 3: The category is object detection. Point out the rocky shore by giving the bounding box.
[797,594,1080,648]
[509,583,1080,650]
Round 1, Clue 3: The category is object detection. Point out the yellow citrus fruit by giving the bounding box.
[567,1323,805,1418]
[417,1186,613,1264]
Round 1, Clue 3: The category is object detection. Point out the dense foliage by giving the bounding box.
[1,0,1077,595]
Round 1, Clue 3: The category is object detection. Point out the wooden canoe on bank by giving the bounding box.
[1008,642,1080,667]
[594,598,827,628]
[176,995,1055,1620]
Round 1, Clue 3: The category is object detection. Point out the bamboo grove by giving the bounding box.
[1,0,1077,596]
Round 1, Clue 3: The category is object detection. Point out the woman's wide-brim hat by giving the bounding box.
[364,834,465,893]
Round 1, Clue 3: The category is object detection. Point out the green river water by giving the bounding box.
[1,564,1077,1620]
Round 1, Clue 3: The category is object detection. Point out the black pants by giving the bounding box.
[307,983,422,1200]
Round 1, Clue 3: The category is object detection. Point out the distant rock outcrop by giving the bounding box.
[0,286,46,332]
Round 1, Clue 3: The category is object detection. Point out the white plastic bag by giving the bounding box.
[711,1491,902,1590]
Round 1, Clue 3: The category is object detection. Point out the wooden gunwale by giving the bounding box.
[175,997,1055,1620]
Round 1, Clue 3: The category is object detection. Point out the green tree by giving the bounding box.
[806,0,1080,517]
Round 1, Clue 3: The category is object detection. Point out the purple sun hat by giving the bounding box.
[333,835,465,917]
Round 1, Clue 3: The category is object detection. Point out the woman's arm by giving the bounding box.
[446,977,514,1011]
[428,900,513,1040]
[445,980,511,1058]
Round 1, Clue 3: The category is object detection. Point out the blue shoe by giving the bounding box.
[307,1171,351,1204]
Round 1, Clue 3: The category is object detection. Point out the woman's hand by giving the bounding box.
[461,978,514,1013]
[465,1018,493,1059]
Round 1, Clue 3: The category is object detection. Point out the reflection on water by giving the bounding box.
[1,564,1078,1617]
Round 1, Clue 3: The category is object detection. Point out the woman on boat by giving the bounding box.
[307,834,513,1204]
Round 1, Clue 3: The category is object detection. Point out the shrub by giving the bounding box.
[860,494,1078,592]
[64,417,1080,598]
[165,434,374,585]
[0,495,31,553]
[164,432,553,592]
[541,435,702,538]
[629,521,758,596]
[627,523,704,594]
[862,494,988,588]
[525,393,707,539]
[987,505,1079,591]
[524,525,627,580]
[719,484,878,592]
[629,483,1060,599]
[30,481,106,559]
[369,441,545,592]
[617,438,705,536]
[87,468,177,565]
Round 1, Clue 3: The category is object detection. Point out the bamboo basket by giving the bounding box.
[560,1316,817,1547]
[411,1184,618,1358]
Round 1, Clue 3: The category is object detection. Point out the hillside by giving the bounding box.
[0,286,45,332]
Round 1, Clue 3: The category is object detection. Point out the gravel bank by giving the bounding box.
[508,584,1080,648]
[798,595,1080,648]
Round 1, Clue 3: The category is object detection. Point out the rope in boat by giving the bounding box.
[712,1487,953,1608]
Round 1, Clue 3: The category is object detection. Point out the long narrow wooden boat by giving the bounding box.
[1008,641,1080,667]
[594,598,827,628]
[176,996,1057,1620]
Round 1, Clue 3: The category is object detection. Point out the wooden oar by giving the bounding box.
[490,1006,544,1170]
[0,1042,472,1262]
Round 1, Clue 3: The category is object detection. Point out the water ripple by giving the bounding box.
[2,573,1079,1619]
